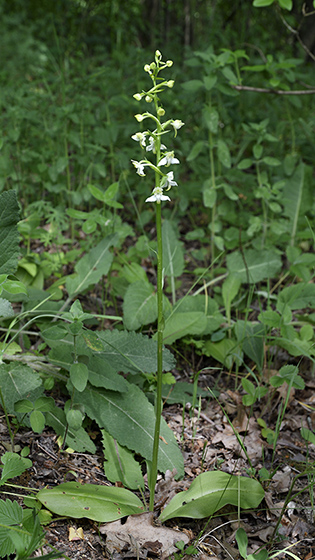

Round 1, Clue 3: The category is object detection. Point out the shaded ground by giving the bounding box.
[1,366,315,559]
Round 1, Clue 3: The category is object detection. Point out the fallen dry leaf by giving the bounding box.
[68,526,84,541]
[100,511,189,559]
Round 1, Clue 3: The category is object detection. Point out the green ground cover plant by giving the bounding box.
[1,0,315,558]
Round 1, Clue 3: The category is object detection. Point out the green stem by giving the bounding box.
[149,73,164,512]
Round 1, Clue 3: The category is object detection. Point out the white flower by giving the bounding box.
[146,136,167,154]
[161,171,177,191]
[131,132,146,147]
[171,120,185,134]
[131,159,147,176]
[146,186,171,204]
[158,151,180,167]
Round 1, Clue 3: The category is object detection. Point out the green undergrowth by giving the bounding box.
[0,2,315,558]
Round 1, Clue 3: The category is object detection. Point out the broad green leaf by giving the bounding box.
[30,410,45,433]
[253,0,274,7]
[227,249,282,283]
[159,471,264,521]
[0,190,20,275]
[234,320,265,371]
[203,106,219,133]
[0,298,14,318]
[66,409,83,431]
[283,162,311,246]
[162,220,184,303]
[203,338,243,368]
[45,405,96,454]
[278,0,292,9]
[222,274,241,322]
[102,429,144,490]
[301,428,315,445]
[70,363,89,392]
[2,279,27,295]
[162,311,207,345]
[173,295,224,336]
[278,283,315,310]
[0,499,23,557]
[74,383,184,478]
[276,337,313,359]
[37,482,144,522]
[0,363,43,413]
[95,330,175,374]
[217,140,231,168]
[258,310,281,328]
[0,453,32,486]
[66,234,118,296]
[187,140,206,162]
[203,74,217,90]
[123,280,157,330]
[181,79,204,93]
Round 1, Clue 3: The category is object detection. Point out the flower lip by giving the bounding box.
[145,186,171,204]
[161,171,177,191]
[158,151,180,167]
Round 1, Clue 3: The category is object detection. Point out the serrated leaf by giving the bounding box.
[74,383,184,478]
[0,363,43,413]
[0,453,32,485]
[37,481,144,522]
[66,234,118,296]
[102,429,144,490]
[227,249,282,283]
[0,298,14,318]
[94,330,175,374]
[123,280,157,330]
[0,499,23,557]
[159,471,264,521]
[278,283,315,310]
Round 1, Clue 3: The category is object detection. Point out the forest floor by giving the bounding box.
[1,363,315,560]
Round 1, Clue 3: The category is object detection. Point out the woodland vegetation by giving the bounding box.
[1,1,315,559]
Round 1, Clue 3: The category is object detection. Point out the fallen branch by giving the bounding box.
[230,84,315,95]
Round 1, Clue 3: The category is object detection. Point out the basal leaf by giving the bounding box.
[37,482,144,522]
[74,383,184,478]
[0,190,20,275]
[277,283,315,311]
[159,471,264,521]
[66,234,118,296]
[102,429,144,490]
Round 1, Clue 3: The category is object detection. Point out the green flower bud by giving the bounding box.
[166,60,173,67]
[157,107,165,117]
[145,95,153,103]
[134,113,145,122]
[155,50,162,60]
[133,93,142,101]
[144,64,151,73]
[166,80,175,88]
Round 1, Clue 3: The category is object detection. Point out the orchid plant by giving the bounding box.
[131,50,184,510]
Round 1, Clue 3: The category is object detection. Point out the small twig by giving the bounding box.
[231,84,315,95]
